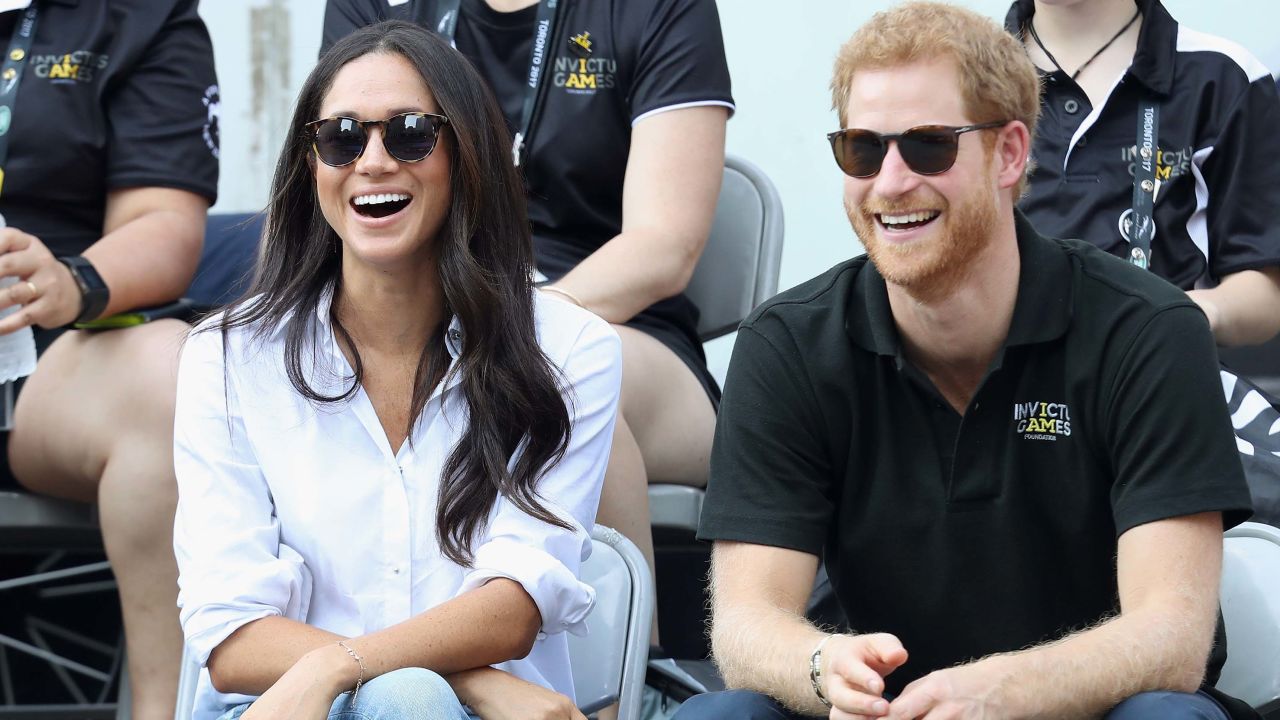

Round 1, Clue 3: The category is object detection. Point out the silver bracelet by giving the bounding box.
[336,640,367,707]
[809,633,839,708]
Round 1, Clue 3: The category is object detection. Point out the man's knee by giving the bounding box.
[337,667,468,720]
[672,689,796,720]
[1105,690,1229,720]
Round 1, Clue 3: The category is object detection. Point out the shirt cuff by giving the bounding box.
[178,543,313,665]
[459,538,596,637]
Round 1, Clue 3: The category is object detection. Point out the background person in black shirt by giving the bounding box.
[1011,0,1280,347]
[0,2,219,717]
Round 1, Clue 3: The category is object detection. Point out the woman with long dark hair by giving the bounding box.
[172,20,619,720]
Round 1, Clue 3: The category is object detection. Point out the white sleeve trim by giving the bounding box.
[632,100,736,126]
[1177,27,1272,83]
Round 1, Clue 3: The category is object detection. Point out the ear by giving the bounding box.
[993,120,1031,192]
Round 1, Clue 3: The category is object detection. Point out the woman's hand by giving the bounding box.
[241,645,355,720]
[451,667,586,720]
[0,227,83,334]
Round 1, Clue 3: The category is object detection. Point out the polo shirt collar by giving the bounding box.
[1004,0,1177,97]
[846,209,1073,360]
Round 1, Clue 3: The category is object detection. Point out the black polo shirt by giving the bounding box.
[699,213,1253,695]
[0,0,219,257]
[1006,0,1280,289]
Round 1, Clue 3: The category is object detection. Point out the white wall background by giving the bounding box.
[199,0,1280,376]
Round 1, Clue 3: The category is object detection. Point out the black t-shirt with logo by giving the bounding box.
[1006,0,1280,288]
[699,213,1252,695]
[0,0,220,257]
[322,0,735,397]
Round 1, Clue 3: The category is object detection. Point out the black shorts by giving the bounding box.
[624,294,720,409]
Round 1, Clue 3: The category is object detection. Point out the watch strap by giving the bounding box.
[56,255,110,325]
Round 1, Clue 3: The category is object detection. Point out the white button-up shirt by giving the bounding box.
[173,292,621,720]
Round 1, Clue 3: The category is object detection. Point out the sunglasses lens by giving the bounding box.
[313,118,366,166]
[832,130,887,178]
[385,113,441,163]
[898,128,960,175]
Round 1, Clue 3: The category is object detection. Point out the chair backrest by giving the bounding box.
[685,155,785,342]
[187,212,265,309]
[1216,521,1280,713]
[173,524,654,720]
[568,525,655,720]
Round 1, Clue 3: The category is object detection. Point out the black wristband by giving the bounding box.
[56,255,110,325]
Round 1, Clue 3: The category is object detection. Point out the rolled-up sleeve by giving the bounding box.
[173,323,312,666]
[457,316,622,636]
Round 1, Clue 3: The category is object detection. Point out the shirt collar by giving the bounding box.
[1005,0,1178,97]
[846,209,1073,360]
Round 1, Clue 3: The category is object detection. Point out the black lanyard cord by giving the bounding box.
[1127,100,1159,270]
[1026,10,1139,81]
[434,0,562,167]
[0,3,39,197]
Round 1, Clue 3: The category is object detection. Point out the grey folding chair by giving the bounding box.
[1216,521,1280,719]
[174,524,654,720]
[569,525,655,720]
[647,154,785,532]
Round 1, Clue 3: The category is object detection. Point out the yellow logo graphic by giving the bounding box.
[569,31,593,55]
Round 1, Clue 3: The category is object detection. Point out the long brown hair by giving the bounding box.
[213,20,573,566]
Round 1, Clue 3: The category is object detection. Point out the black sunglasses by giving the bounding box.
[306,112,450,167]
[826,121,1009,178]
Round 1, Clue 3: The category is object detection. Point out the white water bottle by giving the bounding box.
[0,211,38,430]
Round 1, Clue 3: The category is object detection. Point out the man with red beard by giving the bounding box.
[674,3,1257,720]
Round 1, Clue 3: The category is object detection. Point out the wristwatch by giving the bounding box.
[56,255,110,325]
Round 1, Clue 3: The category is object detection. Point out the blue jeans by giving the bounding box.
[672,688,1231,720]
[217,667,477,720]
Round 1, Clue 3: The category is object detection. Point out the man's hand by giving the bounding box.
[825,633,908,719]
[886,658,1010,720]
[0,227,83,333]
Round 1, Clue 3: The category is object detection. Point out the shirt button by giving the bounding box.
[1077,136,1088,148]
[1064,99,1080,115]
[393,567,401,575]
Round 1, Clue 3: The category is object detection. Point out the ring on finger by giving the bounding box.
[24,280,38,303]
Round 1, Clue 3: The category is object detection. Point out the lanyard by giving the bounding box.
[1126,99,1159,271]
[0,3,37,197]
[434,0,561,166]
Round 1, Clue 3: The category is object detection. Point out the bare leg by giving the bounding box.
[9,320,189,720]
[611,326,715,486]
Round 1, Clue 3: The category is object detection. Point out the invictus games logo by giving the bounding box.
[553,31,615,94]
[202,85,221,159]
[1013,400,1072,441]
[553,55,616,93]
[33,51,109,83]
